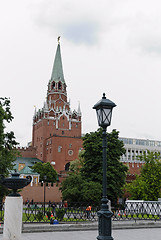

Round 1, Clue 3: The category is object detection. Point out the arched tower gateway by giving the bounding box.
[32,41,83,173]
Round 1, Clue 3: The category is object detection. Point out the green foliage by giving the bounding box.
[32,162,57,183]
[81,181,102,204]
[81,129,128,205]
[46,211,51,219]
[61,129,127,206]
[69,159,81,173]
[61,173,102,205]
[126,151,161,201]
[56,208,65,221]
[61,173,84,202]
[36,211,44,221]
[125,175,147,200]
[69,150,85,173]
[0,97,18,200]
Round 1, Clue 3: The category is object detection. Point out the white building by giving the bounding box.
[119,137,161,163]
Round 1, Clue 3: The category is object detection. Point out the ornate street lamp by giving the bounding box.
[43,175,47,215]
[93,93,116,240]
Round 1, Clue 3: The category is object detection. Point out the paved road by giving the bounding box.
[0,228,161,240]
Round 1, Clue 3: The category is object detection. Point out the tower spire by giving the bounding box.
[77,101,81,116]
[50,37,65,84]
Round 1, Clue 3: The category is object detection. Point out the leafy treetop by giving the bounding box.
[61,128,128,206]
[80,129,128,205]
[0,97,18,199]
[0,97,18,175]
[126,151,161,201]
[32,162,57,183]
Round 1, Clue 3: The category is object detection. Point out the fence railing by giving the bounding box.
[112,201,161,221]
[23,202,99,223]
[0,201,161,223]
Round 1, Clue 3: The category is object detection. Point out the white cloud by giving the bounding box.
[59,20,100,45]
[28,0,110,45]
[127,15,161,56]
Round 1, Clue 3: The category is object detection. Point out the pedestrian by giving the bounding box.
[64,201,68,208]
[59,200,63,208]
[52,202,56,217]
[25,199,29,205]
[86,205,92,219]
[64,201,68,213]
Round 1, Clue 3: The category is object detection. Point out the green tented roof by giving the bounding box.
[12,157,42,175]
[50,43,65,84]
[19,166,39,175]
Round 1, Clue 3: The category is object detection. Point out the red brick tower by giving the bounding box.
[32,40,83,173]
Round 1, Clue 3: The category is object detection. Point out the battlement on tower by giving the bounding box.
[17,146,37,158]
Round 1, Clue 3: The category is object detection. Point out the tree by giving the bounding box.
[61,173,102,204]
[61,128,128,205]
[80,129,128,205]
[126,151,161,201]
[32,162,57,183]
[69,150,85,173]
[0,97,18,199]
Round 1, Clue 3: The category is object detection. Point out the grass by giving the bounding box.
[1,209,161,223]
[113,212,160,220]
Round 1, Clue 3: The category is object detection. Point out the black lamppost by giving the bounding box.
[93,93,116,240]
[43,175,47,215]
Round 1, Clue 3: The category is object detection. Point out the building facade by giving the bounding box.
[32,41,83,173]
[119,137,161,182]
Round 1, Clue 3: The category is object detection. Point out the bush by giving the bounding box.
[56,208,65,221]
[46,211,51,219]
[36,211,44,221]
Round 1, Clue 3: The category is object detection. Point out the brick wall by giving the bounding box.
[20,183,62,203]
[17,146,37,158]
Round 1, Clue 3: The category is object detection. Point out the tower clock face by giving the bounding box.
[68,150,73,156]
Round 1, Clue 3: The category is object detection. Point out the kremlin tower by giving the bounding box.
[32,39,83,173]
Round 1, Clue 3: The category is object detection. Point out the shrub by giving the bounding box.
[36,211,44,221]
[56,208,65,221]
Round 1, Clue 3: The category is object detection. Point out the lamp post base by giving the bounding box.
[97,206,113,240]
[3,196,23,240]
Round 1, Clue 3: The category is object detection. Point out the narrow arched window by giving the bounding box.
[65,162,70,171]
[58,82,62,90]
[52,82,55,89]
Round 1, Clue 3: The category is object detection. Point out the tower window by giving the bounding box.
[52,82,55,89]
[58,82,62,89]
[58,146,62,152]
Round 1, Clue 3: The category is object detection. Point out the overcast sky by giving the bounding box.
[1,0,161,146]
